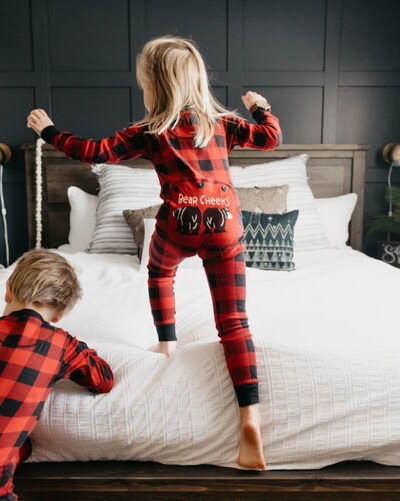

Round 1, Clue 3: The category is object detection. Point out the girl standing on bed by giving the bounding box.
[27,35,282,470]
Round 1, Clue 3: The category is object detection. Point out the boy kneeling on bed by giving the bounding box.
[0,249,114,501]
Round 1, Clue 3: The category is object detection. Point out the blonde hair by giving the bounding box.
[8,249,82,315]
[135,35,239,148]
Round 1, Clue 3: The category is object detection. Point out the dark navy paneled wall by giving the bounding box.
[1,0,400,264]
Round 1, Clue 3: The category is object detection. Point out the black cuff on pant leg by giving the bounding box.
[235,382,259,407]
[156,323,177,341]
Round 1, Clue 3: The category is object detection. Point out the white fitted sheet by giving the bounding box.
[2,246,400,469]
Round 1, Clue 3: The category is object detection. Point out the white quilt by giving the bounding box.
[2,247,400,470]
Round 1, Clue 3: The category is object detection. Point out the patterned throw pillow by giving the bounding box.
[241,210,299,271]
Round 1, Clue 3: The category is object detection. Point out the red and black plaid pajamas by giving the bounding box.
[41,105,282,407]
[0,309,113,500]
[147,222,259,405]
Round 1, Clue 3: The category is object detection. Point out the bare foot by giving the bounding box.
[237,404,266,470]
[147,341,177,357]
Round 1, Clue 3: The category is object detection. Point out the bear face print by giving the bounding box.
[203,208,232,233]
[173,206,201,235]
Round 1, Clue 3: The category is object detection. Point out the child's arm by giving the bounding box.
[40,124,150,166]
[27,108,149,166]
[223,91,282,152]
[59,333,114,394]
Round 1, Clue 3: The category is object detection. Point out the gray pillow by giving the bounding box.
[123,205,161,259]
[236,185,288,213]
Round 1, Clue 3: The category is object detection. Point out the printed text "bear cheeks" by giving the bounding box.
[177,193,230,207]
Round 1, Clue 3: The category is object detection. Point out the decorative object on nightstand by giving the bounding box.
[365,143,400,267]
[0,143,12,267]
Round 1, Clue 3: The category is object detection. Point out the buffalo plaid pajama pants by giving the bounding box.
[147,205,259,407]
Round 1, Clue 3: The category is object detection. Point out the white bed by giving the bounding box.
[2,244,399,470]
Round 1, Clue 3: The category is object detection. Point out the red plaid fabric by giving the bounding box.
[0,309,113,500]
[148,224,258,407]
[41,106,282,409]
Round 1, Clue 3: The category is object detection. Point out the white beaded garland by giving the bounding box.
[35,137,45,249]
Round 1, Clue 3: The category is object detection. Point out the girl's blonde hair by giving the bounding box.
[135,35,239,148]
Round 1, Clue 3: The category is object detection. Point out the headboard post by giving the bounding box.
[20,143,368,251]
[350,149,367,251]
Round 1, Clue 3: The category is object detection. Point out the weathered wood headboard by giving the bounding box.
[20,143,368,251]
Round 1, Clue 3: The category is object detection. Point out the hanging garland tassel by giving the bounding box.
[35,137,45,249]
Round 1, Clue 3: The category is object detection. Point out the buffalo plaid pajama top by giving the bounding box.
[0,308,113,500]
[41,105,282,407]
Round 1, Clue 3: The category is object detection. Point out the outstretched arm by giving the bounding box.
[223,91,283,152]
[59,334,114,394]
[27,108,149,165]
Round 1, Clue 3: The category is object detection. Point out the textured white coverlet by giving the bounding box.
[1,247,400,469]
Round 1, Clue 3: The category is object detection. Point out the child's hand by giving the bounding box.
[241,91,270,111]
[27,109,54,135]
[148,341,177,357]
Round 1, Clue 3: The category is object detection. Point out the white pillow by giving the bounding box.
[67,186,97,251]
[315,193,358,248]
[231,154,330,253]
[139,219,203,273]
[89,164,163,254]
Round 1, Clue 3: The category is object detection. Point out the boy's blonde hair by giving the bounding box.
[135,35,239,148]
[7,249,82,315]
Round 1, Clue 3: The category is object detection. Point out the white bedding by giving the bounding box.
[2,246,400,469]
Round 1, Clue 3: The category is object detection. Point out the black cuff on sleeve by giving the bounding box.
[156,323,177,342]
[40,125,60,143]
[251,106,270,124]
[235,382,259,407]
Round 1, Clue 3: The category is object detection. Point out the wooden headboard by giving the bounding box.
[20,144,368,251]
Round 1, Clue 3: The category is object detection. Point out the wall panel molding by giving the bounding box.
[0,73,36,86]
[226,0,243,110]
[31,0,51,112]
[366,168,400,184]
[243,72,324,87]
[50,72,136,87]
[129,0,146,120]
[340,72,400,86]
[1,0,400,261]
[0,0,33,72]
[321,0,341,143]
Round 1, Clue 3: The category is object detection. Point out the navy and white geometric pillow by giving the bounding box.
[241,210,299,271]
